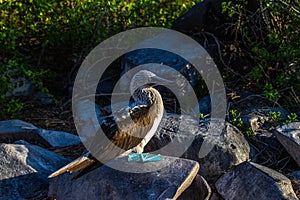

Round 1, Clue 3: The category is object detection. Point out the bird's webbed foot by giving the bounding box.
[128,153,163,162]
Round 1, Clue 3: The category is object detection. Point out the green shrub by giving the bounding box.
[229,109,243,128]
[222,0,300,110]
[1,0,299,119]
[0,0,196,118]
[284,113,299,124]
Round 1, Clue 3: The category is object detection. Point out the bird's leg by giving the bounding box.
[128,140,163,162]
[136,140,146,162]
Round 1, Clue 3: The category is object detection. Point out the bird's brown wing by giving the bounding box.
[49,102,154,179]
[88,102,152,155]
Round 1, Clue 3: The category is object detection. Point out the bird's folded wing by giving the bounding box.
[88,102,152,161]
[99,102,151,140]
[49,102,153,178]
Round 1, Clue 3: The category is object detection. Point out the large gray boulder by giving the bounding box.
[275,122,300,167]
[0,141,71,200]
[48,155,199,200]
[0,120,81,147]
[145,114,251,182]
[215,162,298,200]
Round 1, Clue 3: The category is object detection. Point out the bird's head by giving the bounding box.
[130,70,173,102]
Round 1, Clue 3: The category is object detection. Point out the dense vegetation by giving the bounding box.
[222,0,299,104]
[0,0,299,124]
[220,0,300,127]
[0,0,195,117]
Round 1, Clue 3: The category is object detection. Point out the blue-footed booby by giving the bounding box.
[49,70,171,179]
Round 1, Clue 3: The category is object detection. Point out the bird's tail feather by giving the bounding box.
[71,161,104,180]
[48,155,96,178]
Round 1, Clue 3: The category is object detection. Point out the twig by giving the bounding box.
[290,86,300,105]
[235,94,282,108]
[37,43,45,68]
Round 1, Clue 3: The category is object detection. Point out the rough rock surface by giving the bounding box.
[0,119,37,132]
[5,77,33,97]
[289,171,300,184]
[275,122,300,167]
[240,107,289,131]
[34,91,53,104]
[289,171,300,198]
[178,175,211,200]
[49,155,199,200]
[172,0,223,34]
[73,99,102,138]
[0,120,81,147]
[192,95,211,117]
[209,193,223,200]
[145,114,250,182]
[248,130,284,164]
[172,0,259,36]
[0,141,71,200]
[215,162,298,200]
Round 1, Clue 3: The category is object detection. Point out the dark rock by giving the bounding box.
[145,114,250,182]
[34,91,53,104]
[209,193,223,200]
[5,77,34,97]
[275,122,300,167]
[248,130,284,165]
[215,162,298,200]
[289,171,300,184]
[0,120,81,147]
[288,171,300,198]
[0,120,51,148]
[192,95,211,117]
[172,0,260,37]
[0,141,71,200]
[73,99,102,138]
[236,107,290,165]
[38,129,82,148]
[96,79,116,94]
[48,155,199,200]
[172,0,223,35]
[178,175,211,200]
[240,107,289,131]
[0,119,37,132]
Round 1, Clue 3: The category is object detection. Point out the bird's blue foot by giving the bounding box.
[128,153,163,162]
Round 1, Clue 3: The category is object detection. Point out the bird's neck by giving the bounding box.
[140,87,164,145]
[133,87,164,119]
[147,88,164,120]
